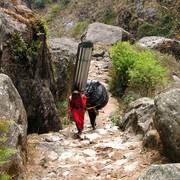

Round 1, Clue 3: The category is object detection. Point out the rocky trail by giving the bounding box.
[23,55,164,180]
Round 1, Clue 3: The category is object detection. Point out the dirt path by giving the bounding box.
[23,56,163,180]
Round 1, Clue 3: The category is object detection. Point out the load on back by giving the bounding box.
[72,41,93,92]
[71,40,109,109]
[84,80,109,110]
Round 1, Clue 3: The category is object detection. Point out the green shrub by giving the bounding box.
[137,23,156,38]
[128,51,167,96]
[100,7,117,24]
[48,3,62,20]
[109,109,122,126]
[0,172,11,180]
[56,100,73,128]
[109,41,137,97]
[70,21,89,40]
[62,117,71,128]
[38,18,48,36]
[57,100,68,117]
[30,0,45,9]
[138,0,179,39]
[121,92,139,108]
[10,31,27,64]
[10,31,41,65]
[0,119,16,180]
[30,0,69,9]
[60,0,70,6]
[109,41,168,98]
[138,14,175,39]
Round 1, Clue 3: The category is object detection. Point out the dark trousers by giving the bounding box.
[88,110,96,127]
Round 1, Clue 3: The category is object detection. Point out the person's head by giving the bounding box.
[72,90,81,97]
[72,90,80,94]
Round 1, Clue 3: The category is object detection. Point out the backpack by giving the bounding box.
[84,80,109,110]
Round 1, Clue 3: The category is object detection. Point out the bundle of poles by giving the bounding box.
[72,41,93,92]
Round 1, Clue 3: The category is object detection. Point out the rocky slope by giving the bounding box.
[33,0,179,40]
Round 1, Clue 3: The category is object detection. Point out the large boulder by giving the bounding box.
[48,38,78,100]
[0,0,62,133]
[119,97,155,134]
[0,73,27,178]
[154,89,180,162]
[119,97,162,149]
[86,22,132,45]
[138,36,180,61]
[138,164,180,180]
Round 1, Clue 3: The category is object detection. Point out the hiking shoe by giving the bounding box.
[92,125,97,130]
[77,129,82,135]
[92,123,97,130]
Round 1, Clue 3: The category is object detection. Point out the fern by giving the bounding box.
[0,119,16,179]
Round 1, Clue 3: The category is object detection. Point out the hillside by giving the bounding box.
[31,0,180,40]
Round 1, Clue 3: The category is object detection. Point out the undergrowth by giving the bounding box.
[70,21,89,40]
[109,108,122,126]
[0,119,17,180]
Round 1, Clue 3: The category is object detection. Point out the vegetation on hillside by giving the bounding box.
[138,0,179,38]
[29,0,179,39]
[9,18,48,65]
[29,0,69,9]
[70,20,89,39]
[10,31,41,65]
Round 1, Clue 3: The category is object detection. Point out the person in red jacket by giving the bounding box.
[68,90,86,135]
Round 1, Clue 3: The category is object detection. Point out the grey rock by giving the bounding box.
[0,1,62,133]
[48,38,78,100]
[119,97,155,134]
[138,36,180,60]
[0,73,27,177]
[48,38,78,55]
[154,89,180,162]
[86,22,131,45]
[143,130,160,149]
[138,164,180,180]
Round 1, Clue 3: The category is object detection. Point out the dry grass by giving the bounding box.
[10,0,20,6]
[0,6,35,25]
[0,7,29,24]
[93,44,111,51]
[155,51,180,78]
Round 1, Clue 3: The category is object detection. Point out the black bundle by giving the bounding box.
[84,80,109,110]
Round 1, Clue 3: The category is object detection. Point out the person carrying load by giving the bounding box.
[68,90,86,135]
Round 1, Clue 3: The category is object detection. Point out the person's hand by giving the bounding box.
[93,107,99,115]
[95,110,99,115]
